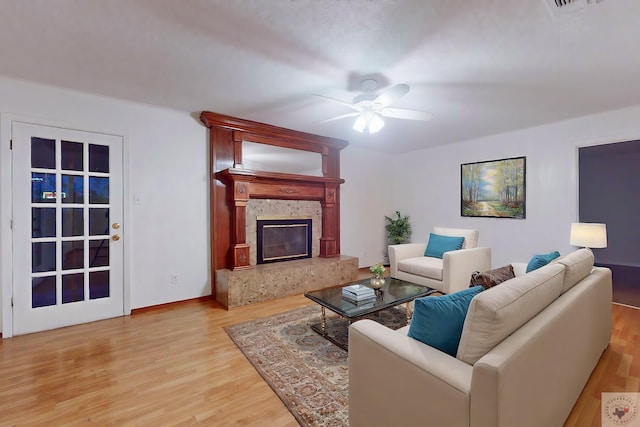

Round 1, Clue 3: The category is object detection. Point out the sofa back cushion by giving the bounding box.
[433,227,478,249]
[557,248,594,294]
[456,263,565,365]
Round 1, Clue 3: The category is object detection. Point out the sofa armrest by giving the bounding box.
[349,319,472,427]
[441,247,492,294]
[469,267,612,427]
[388,243,427,277]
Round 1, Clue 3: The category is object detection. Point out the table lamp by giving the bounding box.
[569,223,607,250]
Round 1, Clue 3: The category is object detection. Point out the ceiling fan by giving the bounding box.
[315,79,432,134]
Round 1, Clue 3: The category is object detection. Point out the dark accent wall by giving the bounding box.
[579,140,640,267]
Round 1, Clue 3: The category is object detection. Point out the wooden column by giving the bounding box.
[230,178,253,270]
[319,183,340,257]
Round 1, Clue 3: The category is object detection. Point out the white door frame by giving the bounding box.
[0,113,132,338]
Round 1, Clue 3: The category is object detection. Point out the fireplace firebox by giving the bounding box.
[257,217,312,264]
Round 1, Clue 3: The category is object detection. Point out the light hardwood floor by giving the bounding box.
[1,292,638,426]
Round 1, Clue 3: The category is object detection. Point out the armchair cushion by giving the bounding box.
[408,286,484,356]
[424,233,465,259]
[398,256,443,280]
[433,227,478,248]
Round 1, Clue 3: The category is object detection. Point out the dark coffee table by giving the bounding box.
[304,277,436,350]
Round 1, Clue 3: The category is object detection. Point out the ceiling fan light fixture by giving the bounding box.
[353,111,385,134]
[353,114,368,133]
[318,81,428,133]
[368,113,385,133]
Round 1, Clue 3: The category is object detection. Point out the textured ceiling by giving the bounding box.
[1,0,639,153]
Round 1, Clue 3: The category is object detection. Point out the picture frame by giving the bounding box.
[461,156,526,218]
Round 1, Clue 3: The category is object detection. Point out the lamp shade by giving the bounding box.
[368,113,385,133]
[352,111,385,134]
[570,223,607,248]
[352,115,367,132]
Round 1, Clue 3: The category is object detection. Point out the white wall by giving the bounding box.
[0,76,210,334]
[3,73,639,334]
[387,104,640,268]
[340,145,393,267]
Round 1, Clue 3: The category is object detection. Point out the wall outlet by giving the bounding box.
[170,275,179,285]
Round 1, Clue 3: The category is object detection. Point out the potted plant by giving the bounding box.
[369,263,386,289]
[385,211,412,245]
[370,263,386,277]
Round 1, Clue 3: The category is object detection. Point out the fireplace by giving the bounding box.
[257,217,312,264]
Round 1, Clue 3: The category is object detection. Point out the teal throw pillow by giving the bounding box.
[424,233,465,259]
[526,251,561,273]
[408,286,483,356]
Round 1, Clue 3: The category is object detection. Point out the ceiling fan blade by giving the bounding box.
[374,83,410,108]
[312,94,359,110]
[380,108,433,121]
[318,112,360,124]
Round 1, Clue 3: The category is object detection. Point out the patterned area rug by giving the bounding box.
[224,304,408,427]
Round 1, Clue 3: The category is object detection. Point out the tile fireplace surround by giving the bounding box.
[216,199,358,309]
[247,199,321,265]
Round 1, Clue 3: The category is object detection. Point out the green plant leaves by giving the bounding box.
[384,210,411,244]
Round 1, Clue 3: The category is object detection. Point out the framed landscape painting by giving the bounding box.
[461,156,526,218]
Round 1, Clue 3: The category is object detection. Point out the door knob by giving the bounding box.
[112,223,120,229]
[112,235,120,241]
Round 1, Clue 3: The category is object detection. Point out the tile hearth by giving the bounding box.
[215,255,359,309]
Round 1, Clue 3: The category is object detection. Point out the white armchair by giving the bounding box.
[389,227,491,294]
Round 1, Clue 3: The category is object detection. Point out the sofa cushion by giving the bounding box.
[557,248,594,294]
[526,251,561,273]
[408,286,484,356]
[398,257,443,280]
[470,264,515,290]
[424,233,465,259]
[456,263,565,365]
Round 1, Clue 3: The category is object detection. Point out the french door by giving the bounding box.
[12,122,124,335]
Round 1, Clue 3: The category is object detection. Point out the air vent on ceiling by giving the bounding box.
[545,0,602,17]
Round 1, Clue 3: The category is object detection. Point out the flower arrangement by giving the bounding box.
[369,263,386,277]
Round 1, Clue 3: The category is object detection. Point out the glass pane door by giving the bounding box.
[13,122,124,335]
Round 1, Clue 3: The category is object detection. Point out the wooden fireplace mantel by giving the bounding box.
[216,168,344,200]
[200,111,348,281]
[216,168,345,270]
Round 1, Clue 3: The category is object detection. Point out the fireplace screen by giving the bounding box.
[257,218,312,264]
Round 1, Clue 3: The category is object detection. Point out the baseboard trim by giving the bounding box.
[612,302,640,310]
[131,296,213,315]
[597,263,640,269]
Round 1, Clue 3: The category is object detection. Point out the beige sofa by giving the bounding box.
[349,249,612,427]
[389,227,491,294]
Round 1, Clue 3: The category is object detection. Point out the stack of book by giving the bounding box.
[342,284,376,304]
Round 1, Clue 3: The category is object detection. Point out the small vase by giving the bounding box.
[370,274,385,290]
